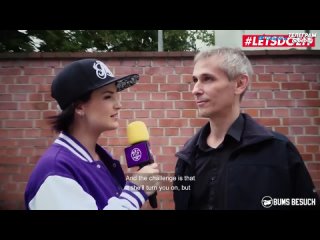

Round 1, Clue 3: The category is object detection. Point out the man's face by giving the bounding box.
[192,55,238,118]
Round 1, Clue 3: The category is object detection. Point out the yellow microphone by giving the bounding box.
[124,121,157,208]
[127,121,149,145]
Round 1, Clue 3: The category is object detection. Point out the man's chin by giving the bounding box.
[198,110,210,118]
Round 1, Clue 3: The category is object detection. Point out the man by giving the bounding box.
[173,47,319,210]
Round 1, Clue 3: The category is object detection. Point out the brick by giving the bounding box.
[295,66,320,73]
[174,66,194,74]
[137,75,151,84]
[166,92,181,100]
[267,100,295,107]
[149,128,164,136]
[251,82,279,90]
[13,94,27,101]
[5,120,33,128]
[0,102,17,110]
[137,60,151,67]
[273,74,287,81]
[133,84,158,92]
[275,127,289,135]
[151,93,166,100]
[164,128,179,136]
[160,84,188,92]
[8,84,36,93]
[266,66,294,73]
[288,74,303,81]
[190,118,207,127]
[167,75,181,83]
[135,92,150,101]
[306,145,319,153]
[258,74,273,81]
[144,101,173,109]
[135,110,149,118]
[182,74,192,84]
[166,110,180,118]
[24,67,53,75]
[182,92,193,100]
[305,108,319,116]
[297,100,320,107]
[290,91,305,99]
[282,82,309,90]
[284,118,311,125]
[290,108,303,117]
[297,136,320,144]
[290,127,303,135]
[159,119,188,127]
[182,109,197,118]
[307,163,320,171]
[0,68,21,75]
[152,75,166,83]
[306,91,319,98]
[180,128,195,137]
[259,91,273,99]
[151,110,165,118]
[274,109,289,117]
[304,73,317,81]
[256,118,280,126]
[252,66,265,74]
[121,101,143,109]
[174,101,197,109]
[149,136,169,145]
[305,126,319,135]
[120,60,137,67]
[241,100,266,108]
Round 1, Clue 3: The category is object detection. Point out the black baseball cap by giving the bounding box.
[51,59,139,110]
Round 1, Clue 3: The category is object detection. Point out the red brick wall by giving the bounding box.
[0,51,319,210]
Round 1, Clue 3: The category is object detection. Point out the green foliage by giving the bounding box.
[0,30,215,52]
[0,31,34,52]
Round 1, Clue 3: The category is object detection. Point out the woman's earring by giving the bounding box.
[77,111,84,116]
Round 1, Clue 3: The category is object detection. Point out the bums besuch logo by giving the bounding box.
[261,196,316,208]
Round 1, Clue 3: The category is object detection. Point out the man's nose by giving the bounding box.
[192,81,203,95]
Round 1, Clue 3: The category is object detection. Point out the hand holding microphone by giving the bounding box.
[125,121,159,208]
[132,163,159,196]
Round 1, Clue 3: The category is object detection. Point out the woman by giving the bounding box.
[25,59,159,210]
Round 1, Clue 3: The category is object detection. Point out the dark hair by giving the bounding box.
[48,91,92,133]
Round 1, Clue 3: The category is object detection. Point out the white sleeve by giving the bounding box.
[103,182,148,210]
[28,176,148,210]
[28,175,98,210]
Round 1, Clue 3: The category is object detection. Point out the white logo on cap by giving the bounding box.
[93,60,114,79]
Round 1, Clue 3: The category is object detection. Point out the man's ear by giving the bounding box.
[235,74,249,96]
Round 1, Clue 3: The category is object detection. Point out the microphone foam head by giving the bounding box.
[127,121,149,144]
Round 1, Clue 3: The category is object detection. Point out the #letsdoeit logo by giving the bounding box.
[242,32,317,48]
[131,148,142,161]
[261,196,317,208]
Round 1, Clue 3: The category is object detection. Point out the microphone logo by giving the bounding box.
[131,148,142,161]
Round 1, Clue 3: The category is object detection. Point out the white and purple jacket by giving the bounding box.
[24,132,148,210]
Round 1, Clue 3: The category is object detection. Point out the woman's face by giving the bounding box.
[80,83,122,133]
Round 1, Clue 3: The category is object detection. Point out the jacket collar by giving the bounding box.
[176,113,274,162]
[54,132,96,163]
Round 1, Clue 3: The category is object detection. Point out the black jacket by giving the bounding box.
[174,113,320,210]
